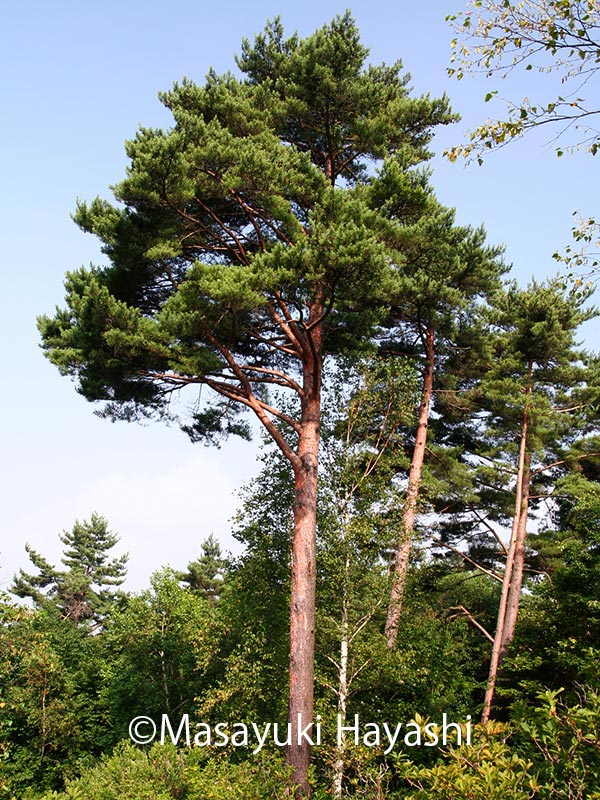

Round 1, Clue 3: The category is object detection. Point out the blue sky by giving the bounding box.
[1,0,597,590]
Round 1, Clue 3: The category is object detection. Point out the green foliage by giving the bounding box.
[439,279,599,563]
[363,594,482,736]
[391,205,505,334]
[203,447,293,724]
[474,279,595,453]
[37,14,455,445]
[446,0,600,160]
[100,570,219,735]
[513,688,600,798]
[400,723,537,799]
[175,534,229,603]
[0,598,113,797]
[400,689,600,799]
[185,751,294,800]
[316,356,420,576]
[35,741,189,800]
[501,471,600,698]
[237,13,456,178]
[11,514,127,627]
[34,742,294,800]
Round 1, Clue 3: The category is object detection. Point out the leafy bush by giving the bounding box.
[397,689,600,800]
[35,742,188,800]
[34,742,294,800]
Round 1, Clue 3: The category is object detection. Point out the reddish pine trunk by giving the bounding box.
[385,326,435,649]
[481,377,532,723]
[501,454,531,655]
[287,315,322,798]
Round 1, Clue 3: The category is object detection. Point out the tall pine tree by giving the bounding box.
[383,205,505,647]
[37,15,454,792]
[453,280,600,720]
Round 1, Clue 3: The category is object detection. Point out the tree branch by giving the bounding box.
[431,537,503,582]
[448,605,494,642]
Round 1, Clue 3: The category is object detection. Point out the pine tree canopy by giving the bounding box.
[37,13,456,447]
[11,513,127,625]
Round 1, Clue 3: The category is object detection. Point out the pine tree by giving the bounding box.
[498,464,600,700]
[12,514,127,626]
[453,280,600,721]
[176,534,228,603]
[383,205,505,648]
[37,15,455,793]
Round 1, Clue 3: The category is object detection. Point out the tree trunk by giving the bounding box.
[332,554,350,800]
[501,454,531,655]
[481,377,531,723]
[385,325,435,649]
[287,325,322,798]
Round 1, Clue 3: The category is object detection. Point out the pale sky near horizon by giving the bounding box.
[1,0,598,591]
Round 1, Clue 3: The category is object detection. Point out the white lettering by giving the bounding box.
[161,714,190,746]
[273,722,291,746]
[214,722,229,747]
[193,722,211,747]
[337,714,360,746]
[442,713,462,746]
[231,723,249,747]
[404,722,421,746]
[424,722,439,747]
[363,722,380,748]
[251,723,271,754]
[297,713,315,746]
[382,722,403,755]
[314,715,322,746]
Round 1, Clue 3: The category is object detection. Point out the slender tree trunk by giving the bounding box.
[287,321,322,798]
[332,554,350,800]
[40,672,48,760]
[482,375,532,723]
[501,454,531,654]
[159,611,172,715]
[385,325,435,649]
